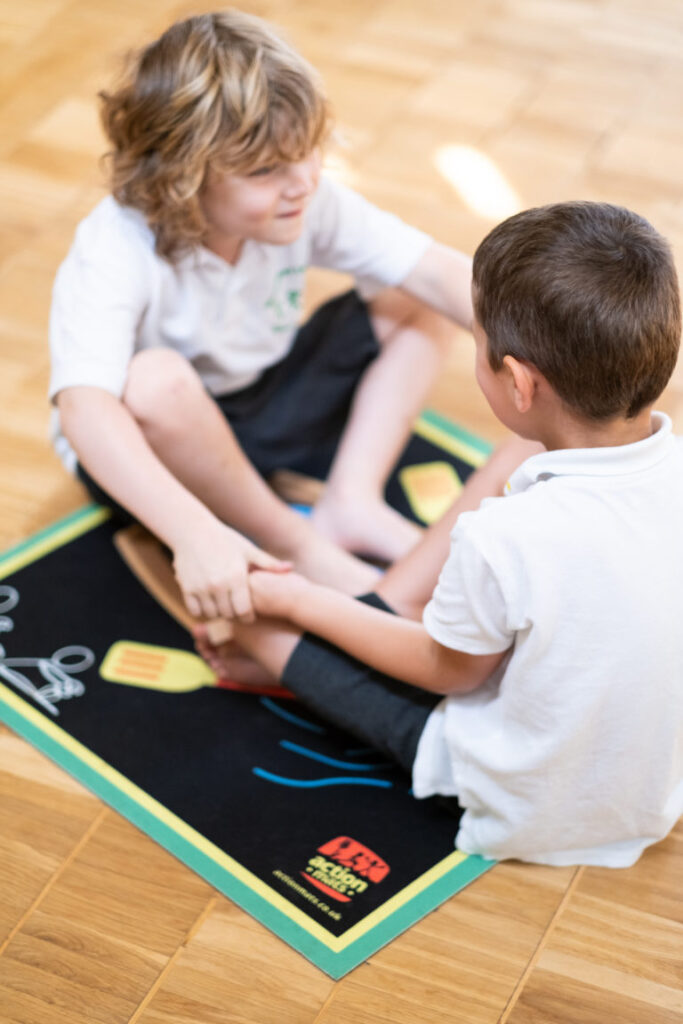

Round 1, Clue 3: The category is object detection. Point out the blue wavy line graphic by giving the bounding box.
[259,696,326,734]
[280,740,390,772]
[252,768,392,789]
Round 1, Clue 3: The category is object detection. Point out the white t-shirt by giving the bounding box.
[419,413,683,868]
[49,175,431,467]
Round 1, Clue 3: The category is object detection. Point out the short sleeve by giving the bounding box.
[308,176,432,297]
[49,201,151,401]
[423,523,513,655]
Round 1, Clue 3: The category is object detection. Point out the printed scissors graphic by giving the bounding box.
[0,586,94,716]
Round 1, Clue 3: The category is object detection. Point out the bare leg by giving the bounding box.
[199,435,542,682]
[195,618,299,684]
[194,623,283,685]
[124,348,379,595]
[311,289,454,562]
[376,436,543,618]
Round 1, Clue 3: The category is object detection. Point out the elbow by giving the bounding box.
[428,641,503,695]
[416,676,479,697]
[440,675,484,696]
[55,388,75,433]
[56,385,112,429]
[427,668,481,696]
[55,385,84,416]
[422,666,462,696]
[55,387,88,442]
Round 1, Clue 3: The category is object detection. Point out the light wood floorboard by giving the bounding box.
[1,0,682,1020]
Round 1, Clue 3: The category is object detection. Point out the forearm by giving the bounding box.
[401,242,473,329]
[57,387,217,545]
[287,583,493,694]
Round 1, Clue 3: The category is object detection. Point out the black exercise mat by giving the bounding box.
[0,413,494,977]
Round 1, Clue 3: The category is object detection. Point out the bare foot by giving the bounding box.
[311,493,423,562]
[194,624,278,687]
[287,528,381,594]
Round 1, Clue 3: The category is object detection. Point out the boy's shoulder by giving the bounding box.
[55,196,157,292]
[455,484,551,556]
[308,173,404,232]
[305,173,353,228]
[73,195,154,252]
[457,419,683,559]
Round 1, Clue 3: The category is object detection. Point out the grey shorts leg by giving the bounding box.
[281,593,441,775]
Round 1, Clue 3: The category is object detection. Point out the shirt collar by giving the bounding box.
[505,412,675,496]
[178,240,254,272]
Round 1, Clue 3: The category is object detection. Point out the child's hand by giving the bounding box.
[249,569,310,621]
[173,522,290,623]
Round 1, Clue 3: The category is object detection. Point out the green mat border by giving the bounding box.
[418,408,494,455]
[0,415,495,977]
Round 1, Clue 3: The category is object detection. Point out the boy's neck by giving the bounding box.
[202,229,243,265]
[538,405,655,451]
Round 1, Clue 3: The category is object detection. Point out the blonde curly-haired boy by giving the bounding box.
[50,10,477,623]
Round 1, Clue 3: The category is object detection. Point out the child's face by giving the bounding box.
[200,149,322,248]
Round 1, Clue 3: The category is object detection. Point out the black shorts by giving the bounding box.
[216,289,379,479]
[77,289,379,513]
[281,593,443,777]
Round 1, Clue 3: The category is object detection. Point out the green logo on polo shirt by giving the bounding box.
[265,265,306,332]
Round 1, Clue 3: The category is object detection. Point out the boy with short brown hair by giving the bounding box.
[212,201,683,867]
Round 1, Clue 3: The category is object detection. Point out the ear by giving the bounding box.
[502,355,537,413]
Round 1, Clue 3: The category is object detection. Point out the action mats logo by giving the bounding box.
[303,836,390,903]
[271,835,391,923]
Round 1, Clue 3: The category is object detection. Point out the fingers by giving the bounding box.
[183,589,222,622]
[212,575,255,624]
[192,622,207,641]
[175,530,289,629]
[183,584,255,625]
[185,592,203,619]
[205,617,234,644]
[214,585,235,621]
[228,582,256,624]
[179,544,279,624]
[249,548,293,573]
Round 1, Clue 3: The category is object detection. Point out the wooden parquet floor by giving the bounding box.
[1,1,682,1021]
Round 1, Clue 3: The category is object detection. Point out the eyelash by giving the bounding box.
[249,165,278,178]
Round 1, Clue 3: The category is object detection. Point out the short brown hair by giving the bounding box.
[472,202,681,419]
[100,10,330,260]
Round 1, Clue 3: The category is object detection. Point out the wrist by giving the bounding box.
[165,504,221,553]
[289,578,339,632]
[286,574,315,624]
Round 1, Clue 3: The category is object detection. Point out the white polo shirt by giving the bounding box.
[49,176,431,469]
[420,413,683,867]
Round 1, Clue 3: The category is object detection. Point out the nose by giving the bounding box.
[283,155,318,198]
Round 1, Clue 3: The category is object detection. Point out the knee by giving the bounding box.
[123,348,203,426]
[369,290,453,355]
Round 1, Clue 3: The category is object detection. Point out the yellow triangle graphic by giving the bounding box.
[399,461,462,524]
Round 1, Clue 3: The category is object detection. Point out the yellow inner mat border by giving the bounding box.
[0,505,112,580]
[0,503,473,953]
[412,417,490,469]
[0,683,466,952]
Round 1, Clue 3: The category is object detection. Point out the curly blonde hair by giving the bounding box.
[100,10,330,260]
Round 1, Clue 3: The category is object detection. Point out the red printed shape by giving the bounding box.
[301,873,352,902]
[318,836,390,882]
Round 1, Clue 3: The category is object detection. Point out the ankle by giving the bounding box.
[317,485,383,510]
[271,516,319,562]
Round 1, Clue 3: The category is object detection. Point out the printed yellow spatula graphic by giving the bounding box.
[100,640,216,692]
[99,640,292,698]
